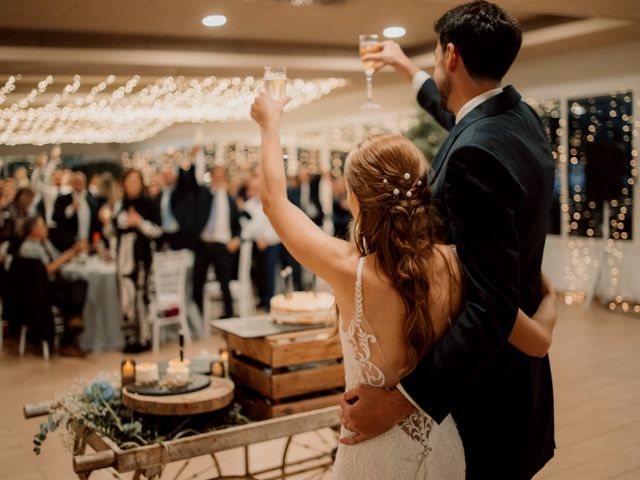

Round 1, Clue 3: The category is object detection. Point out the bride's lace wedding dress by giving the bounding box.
[332,256,465,479]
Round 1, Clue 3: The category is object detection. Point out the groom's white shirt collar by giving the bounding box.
[412,71,503,124]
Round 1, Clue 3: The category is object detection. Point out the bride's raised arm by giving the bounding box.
[250,91,354,286]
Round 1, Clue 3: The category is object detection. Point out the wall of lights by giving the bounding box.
[529,88,639,316]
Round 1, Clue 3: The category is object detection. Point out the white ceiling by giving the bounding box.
[0,0,639,147]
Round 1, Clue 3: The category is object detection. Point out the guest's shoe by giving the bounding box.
[59,345,86,357]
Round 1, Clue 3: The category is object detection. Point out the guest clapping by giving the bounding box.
[107,169,162,353]
[52,171,100,251]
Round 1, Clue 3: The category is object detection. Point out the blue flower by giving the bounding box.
[84,381,115,405]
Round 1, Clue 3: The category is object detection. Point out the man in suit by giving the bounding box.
[192,166,242,319]
[339,2,556,479]
[154,164,195,251]
[52,171,99,251]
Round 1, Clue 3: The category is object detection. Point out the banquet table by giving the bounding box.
[61,256,124,352]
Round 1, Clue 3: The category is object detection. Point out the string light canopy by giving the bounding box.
[0,74,347,145]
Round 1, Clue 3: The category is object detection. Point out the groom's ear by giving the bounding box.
[444,43,460,73]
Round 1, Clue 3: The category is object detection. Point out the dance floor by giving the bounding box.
[1,301,638,479]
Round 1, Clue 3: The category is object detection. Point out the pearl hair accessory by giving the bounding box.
[382,173,424,201]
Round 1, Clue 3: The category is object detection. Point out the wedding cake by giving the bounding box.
[270,291,337,325]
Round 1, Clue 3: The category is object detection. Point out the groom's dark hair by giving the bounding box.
[435,0,522,81]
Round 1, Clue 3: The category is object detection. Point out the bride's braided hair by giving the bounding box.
[345,134,446,373]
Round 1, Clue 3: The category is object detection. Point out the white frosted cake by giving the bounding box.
[135,362,159,384]
[270,291,337,325]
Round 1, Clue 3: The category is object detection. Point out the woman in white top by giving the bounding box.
[250,93,556,479]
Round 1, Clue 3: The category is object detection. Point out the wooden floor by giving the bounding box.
[1,301,639,479]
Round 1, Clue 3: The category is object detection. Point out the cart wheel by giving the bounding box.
[279,427,339,479]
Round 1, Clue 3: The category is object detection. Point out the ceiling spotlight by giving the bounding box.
[383,26,406,39]
[202,15,227,27]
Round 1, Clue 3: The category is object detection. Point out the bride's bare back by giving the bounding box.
[334,244,463,387]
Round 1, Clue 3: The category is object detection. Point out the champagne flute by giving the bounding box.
[359,34,381,110]
[264,66,288,100]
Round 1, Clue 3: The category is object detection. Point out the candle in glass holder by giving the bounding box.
[220,349,230,378]
[211,361,224,377]
[121,358,136,388]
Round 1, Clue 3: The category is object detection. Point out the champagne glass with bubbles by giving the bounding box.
[264,66,288,100]
[359,34,381,110]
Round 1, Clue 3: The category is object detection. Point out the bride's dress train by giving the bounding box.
[332,257,465,479]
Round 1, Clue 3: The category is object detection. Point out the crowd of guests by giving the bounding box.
[0,146,351,355]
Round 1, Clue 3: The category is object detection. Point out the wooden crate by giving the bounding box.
[225,327,342,368]
[236,386,343,419]
[225,326,345,418]
[229,355,344,399]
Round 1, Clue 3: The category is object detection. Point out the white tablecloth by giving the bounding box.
[62,257,124,352]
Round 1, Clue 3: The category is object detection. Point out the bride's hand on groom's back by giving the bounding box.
[339,385,415,445]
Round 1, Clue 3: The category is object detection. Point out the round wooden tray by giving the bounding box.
[122,377,235,416]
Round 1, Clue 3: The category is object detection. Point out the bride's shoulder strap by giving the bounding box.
[354,256,366,320]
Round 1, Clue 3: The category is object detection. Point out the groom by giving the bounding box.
[340,2,555,478]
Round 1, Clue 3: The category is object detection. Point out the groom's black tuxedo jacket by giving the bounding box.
[402,79,556,479]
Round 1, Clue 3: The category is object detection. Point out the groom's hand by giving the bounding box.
[339,385,416,445]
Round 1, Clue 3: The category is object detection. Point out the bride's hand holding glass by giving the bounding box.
[250,91,290,130]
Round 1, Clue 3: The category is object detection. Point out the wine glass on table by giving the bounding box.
[359,34,381,110]
[264,66,288,100]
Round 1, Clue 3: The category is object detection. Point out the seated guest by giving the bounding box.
[241,175,282,310]
[103,169,162,353]
[52,171,100,251]
[192,166,241,319]
[19,215,88,357]
[0,187,36,252]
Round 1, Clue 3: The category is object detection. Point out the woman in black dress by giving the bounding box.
[104,169,162,352]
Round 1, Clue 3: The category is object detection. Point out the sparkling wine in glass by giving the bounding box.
[359,34,381,110]
[264,66,288,100]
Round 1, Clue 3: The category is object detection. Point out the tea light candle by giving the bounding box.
[121,358,136,388]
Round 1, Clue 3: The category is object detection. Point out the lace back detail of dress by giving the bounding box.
[343,256,386,388]
[342,256,434,457]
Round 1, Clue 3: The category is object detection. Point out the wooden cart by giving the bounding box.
[24,401,340,480]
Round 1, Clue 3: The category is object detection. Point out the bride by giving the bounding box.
[250,92,556,479]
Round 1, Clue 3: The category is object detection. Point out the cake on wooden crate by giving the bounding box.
[270,291,337,325]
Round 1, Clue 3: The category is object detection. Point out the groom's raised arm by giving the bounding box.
[416,77,456,131]
[400,145,521,423]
